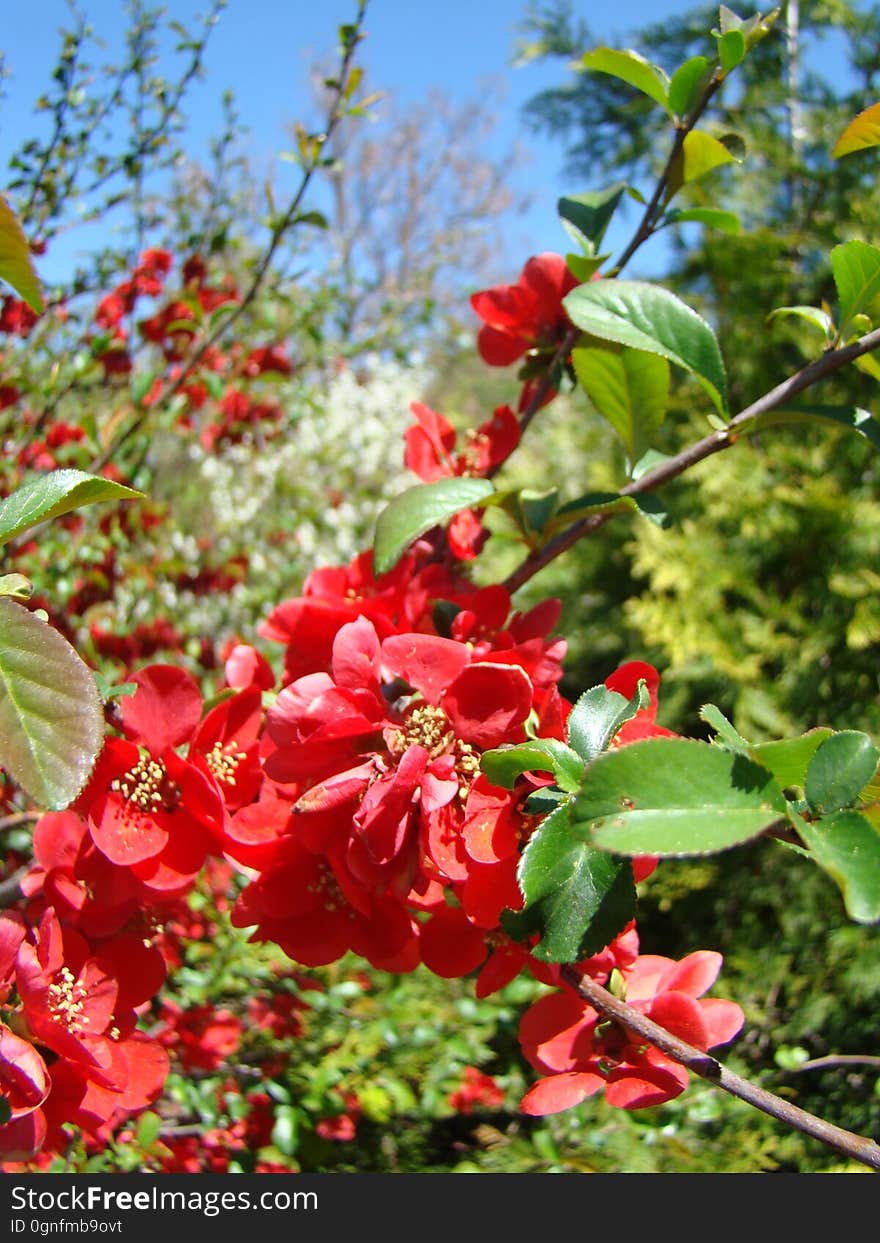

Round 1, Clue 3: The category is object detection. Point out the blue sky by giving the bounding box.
[0,1,859,283]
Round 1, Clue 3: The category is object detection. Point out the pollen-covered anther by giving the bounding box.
[389,704,453,760]
[205,739,248,786]
[454,739,481,792]
[459,429,490,475]
[111,754,176,814]
[48,966,90,1033]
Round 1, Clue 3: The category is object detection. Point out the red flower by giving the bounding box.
[470,254,579,367]
[448,1066,505,1114]
[519,949,744,1115]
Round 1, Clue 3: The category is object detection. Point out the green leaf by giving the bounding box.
[545,491,638,532]
[668,56,710,118]
[567,682,649,764]
[558,184,627,250]
[516,488,559,537]
[373,478,495,575]
[0,470,144,547]
[700,703,751,754]
[790,806,880,924]
[514,801,637,962]
[0,598,103,809]
[716,28,746,71]
[747,404,880,451]
[0,196,43,313]
[572,342,669,466]
[583,738,786,856]
[579,47,671,113]
[666,130,737,199]
[565,252,607,282]
[665,207,741,234]
[832,101,880,158]
[751,729,834,791]
[766,305,836,340]
[805,730,880,815]
[831,240,880,333]
[480,738,585,794]
[563,279,728,416]
[0,574,32,600]
[135,1111,161,1149]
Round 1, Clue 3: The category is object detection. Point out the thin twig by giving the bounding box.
[560,964,880,1171]
[89,3,370,475]
[791,1055,880,1073]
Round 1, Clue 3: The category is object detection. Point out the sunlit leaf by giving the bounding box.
[789,806,880,924]
[0,470,144,548]
[832,101,880,158]
[665,207,741,234]
[668,56,710,117]
[0,196,43,313]
[564,279,728,415]
[583,738,786,856]
[831,240,880,333]
[666,130,737,199]
[0,598,103,809]
[572,341,669,466]
[373,478,495,575]
[805,730,880,815]
[579,47,671,113]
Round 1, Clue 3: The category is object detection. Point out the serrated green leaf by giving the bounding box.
[579,47,671,113]
[373,478,495,575]
[0,598,103,809]
[0,196,43,313]
[831,240,880,334]
[514,801,637,962]
[766,304,836,339]
[700,702,751,753]
[832,101,880,158]
[666,207,741,234]
[666,130,737,199]
[582,738,785,856]
[668,56,710,118]
[567,682,648,764]
[805,730,880,815]
[789,806,880,923]
[747,404,880,451]
[572,341,669,466]
[558,184,627,249]
[564,279,728,415]
[632,493,670,527]
[480,738,584,793]
[0,470,144,547]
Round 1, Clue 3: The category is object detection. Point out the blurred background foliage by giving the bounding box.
[2,0,879,1172]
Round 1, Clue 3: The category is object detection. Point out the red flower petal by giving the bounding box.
[382,634,471,705]
[419,906,486,978]
[444,662,532,748]
[520,1071,603,1116]
[121,665,203,751]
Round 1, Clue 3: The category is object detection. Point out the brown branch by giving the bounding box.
[505,324,880,592]
[560,964,880,1172]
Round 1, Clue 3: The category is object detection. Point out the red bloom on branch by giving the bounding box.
[519,949,744,1115]
[470,254,579,367]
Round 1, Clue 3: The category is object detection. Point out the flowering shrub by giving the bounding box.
[1,2,880,1176]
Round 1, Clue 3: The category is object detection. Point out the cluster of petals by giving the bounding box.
[0,909,168,1159]
[519,946,745,1115]
[0,663,270,1161]
[470,253,579,368]
[231,545,570,974]
[404,401,520,558]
